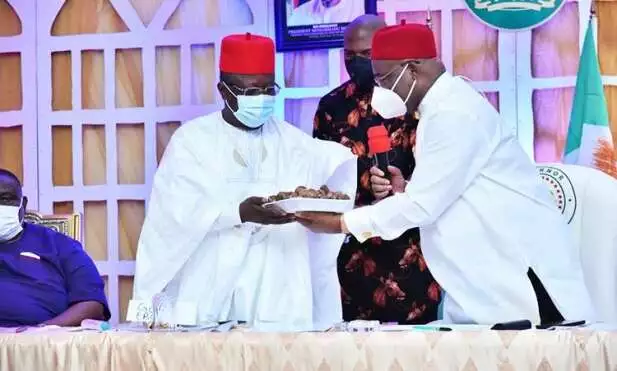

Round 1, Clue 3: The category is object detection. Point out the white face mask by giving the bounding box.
[0,200,23,242]
[371,64,416,120]
[224,83,275,129]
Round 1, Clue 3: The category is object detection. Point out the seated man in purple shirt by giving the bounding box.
[0,168,110,327]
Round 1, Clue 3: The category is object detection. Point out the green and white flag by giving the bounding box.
[563,18,616,178]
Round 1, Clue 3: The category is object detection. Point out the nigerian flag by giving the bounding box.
[563,18,616,177]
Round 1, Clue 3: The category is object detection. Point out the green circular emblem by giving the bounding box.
[464,0,566,31]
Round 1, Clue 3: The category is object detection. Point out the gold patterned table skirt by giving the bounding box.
[0,330,616,370]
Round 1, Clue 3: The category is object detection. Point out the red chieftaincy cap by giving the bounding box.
[367,125,391,154]
[371,21,437,61]
[219,33,275,74]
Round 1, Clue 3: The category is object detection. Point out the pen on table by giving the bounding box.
[412,325,452,332]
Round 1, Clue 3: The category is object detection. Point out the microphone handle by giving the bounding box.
[373,152,391,180]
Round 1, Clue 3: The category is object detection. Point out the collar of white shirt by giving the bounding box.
[417,71,455,117]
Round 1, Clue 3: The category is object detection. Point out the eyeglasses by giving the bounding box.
[374,64,407,88]
[224,82,280,96]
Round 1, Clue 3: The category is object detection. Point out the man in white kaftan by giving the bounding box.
[297,24,596,325]
[133,34,356,330]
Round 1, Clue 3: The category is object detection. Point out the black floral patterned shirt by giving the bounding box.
[313,81,440,324]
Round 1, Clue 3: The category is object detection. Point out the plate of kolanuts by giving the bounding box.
[264,185,353,214]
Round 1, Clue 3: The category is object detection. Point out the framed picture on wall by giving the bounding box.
[274,0,378,52]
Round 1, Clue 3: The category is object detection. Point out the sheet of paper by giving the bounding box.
[126,299,154,323]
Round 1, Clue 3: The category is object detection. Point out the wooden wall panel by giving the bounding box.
[284,50,329,88]
[164,0,254,29]
[598,1,617,75]
[533,88,574,162]
[119,276,134,323]
[165,0,220,29]
[191,44,215,105]
[156,46,181,107]
[52,126,73,186]
[115,49,144,108]
[117,123,145,184]
[51,0,128,35]
[128,0,164,26]
[0,126,23,181]
[485,92,500,112]
[118,200,145,261]
[84,201,108,261]
[103,276,109,302]
[53,201,74,215]
[531,2,579,78]
[0,0,21,36]
[83,124,107,185]
[598,1,617,146]
[82,50,105,110]
[530,3,581,162]
[51,51,72,111]
[452,9,498,81]
[156,121,180,164]
[0,53,22,111]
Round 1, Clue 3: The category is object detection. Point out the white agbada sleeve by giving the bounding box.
[344,109,495,243]
[133,126,242,300]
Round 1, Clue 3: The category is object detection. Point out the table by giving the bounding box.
[0,329,616,370]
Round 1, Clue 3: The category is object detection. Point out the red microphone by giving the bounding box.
[367,125,392,179]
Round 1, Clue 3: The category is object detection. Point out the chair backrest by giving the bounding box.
[24,211,82,243]
[537,163,617,323]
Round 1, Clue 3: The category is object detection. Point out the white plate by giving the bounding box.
[265,197,353,213]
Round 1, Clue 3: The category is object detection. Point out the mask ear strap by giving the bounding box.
[222,81,238,98]
[391,63,409,91]
[403,79,416,104]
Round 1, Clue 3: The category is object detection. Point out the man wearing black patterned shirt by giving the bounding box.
[312,15,439,324]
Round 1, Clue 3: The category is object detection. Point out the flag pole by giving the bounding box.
[589,0,598,52]
[426,7,432,29]
[590,0,596,19]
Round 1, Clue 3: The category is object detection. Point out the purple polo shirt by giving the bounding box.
[0,223,110,327]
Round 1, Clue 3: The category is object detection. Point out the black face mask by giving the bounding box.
[345,56,374,89]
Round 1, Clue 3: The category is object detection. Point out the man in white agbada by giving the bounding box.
[133,33,356,330]
[296,24,596,325]
[288,0,364,26]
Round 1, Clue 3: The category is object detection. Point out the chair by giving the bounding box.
[24,211,82,242]
[537,163,617,323]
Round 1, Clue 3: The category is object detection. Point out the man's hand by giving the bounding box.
[42,301,106,327]
[370,166,406,200]
[240,197,295,225]
[294,212,345,234]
